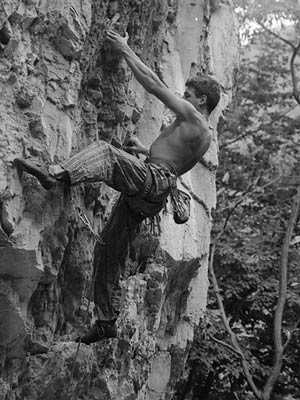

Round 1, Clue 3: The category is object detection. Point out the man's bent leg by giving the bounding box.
[15,141,148,195]
[62,140,148,196]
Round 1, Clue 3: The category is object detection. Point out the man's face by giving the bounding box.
[183,87,202,110]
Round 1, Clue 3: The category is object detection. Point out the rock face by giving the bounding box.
[0,1,238,399]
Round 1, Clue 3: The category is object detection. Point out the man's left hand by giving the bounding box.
[105,30,129,54]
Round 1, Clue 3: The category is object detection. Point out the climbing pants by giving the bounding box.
[61,140,177,217]
[62,141,176,319]
[60,140,178,318]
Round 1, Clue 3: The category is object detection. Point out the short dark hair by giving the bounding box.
[186,75,221,114]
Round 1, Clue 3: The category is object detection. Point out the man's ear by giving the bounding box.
[198,94,207,107]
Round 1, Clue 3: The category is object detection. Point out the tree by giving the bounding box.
[174,2,300,399]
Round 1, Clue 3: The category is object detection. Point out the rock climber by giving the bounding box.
[14,30,221,344]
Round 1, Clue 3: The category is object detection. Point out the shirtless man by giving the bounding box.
[14,30,221,344]
[15,29,220,193]
[109,30,217,176]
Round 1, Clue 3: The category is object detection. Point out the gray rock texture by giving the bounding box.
[0,0,239,399]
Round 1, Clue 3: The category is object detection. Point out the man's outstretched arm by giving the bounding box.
[106,30,198,120]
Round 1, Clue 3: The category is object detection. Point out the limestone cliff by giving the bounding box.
[0,1,238,399]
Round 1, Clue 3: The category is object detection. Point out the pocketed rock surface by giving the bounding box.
[0,1,239,399]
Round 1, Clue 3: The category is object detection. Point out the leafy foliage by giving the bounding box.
[175,2,300,399]
[235,0,300,45]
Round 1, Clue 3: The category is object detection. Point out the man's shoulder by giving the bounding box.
[181,109,209,131]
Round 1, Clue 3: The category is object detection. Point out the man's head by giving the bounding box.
[184,75,221,115]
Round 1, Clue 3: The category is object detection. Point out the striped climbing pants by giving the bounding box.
[60,140,177,217]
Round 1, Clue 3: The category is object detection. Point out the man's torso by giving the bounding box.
[149,115,211,176]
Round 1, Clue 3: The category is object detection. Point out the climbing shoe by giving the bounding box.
[14,158,57,190]
[75,320,117,345]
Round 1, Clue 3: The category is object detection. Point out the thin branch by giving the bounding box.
[263,185,300,399]
[283,317,300,350]
[257,21,296,49]
[209,334,242,356]
[209,242,263,399]
[258,174,282,191]
[216,177,260,238]
[290,42,300,104]
[218,197,244,237]
[220,130,256,149]
[215,176,271,242]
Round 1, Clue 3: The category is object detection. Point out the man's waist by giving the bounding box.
[146,157,178,177]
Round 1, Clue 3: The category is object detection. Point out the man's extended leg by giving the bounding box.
[77,195,144,344]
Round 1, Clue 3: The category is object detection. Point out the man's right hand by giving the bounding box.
[123,136,149,156]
